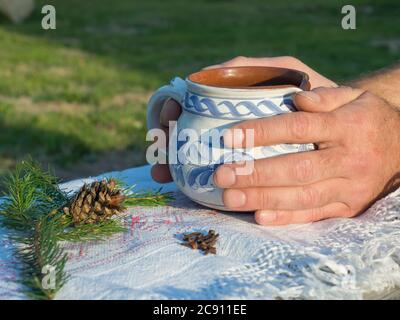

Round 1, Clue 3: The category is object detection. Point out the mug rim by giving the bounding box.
[186,66,310,91]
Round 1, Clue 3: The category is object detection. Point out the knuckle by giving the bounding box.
[343,206,357,218]
[251,165,265,186]
[347,185,373,216]
[256,120,270,143]
[318,113,334,134]
[244,119,268,145]
[228,56,248,65]
[282,56,301,66]
[258,190,269,209]
[320,151,337,170]
[313,87,330,95]
[288,113,311,139]
[298,185,320,208]
[258,190,275,209]
[310,207,324,222]
[291,158,314,183]
[346,86,365,97]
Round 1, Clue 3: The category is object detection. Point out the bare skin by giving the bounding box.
[349,63,400,107]
[151,56,400,226]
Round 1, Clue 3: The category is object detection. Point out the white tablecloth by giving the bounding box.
[1,165,400,300]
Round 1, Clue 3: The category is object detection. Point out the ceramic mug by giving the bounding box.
[147,66,314,210]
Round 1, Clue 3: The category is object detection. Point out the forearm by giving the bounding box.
[348,63,400,109]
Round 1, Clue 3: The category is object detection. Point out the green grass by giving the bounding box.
[0,0,399,180]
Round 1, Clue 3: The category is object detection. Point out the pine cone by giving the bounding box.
[63,179,126,225]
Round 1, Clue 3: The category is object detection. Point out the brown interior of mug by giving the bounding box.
[188,66,310,90]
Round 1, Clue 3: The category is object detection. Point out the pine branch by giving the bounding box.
[0,160,69,299]
[0,160,174,300]
[16,216,69,300]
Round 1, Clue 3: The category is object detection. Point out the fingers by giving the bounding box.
[224,86,366,148]
[214,149,342,188]
[160,98,182,127]
[151,99,181,182]
[151,164,173,183]
[254,202,351,226]
[204,56,306,70]
[203,56,337,88]
[294,86,365,113]
[224,111,336,148]
[222,178,346,211]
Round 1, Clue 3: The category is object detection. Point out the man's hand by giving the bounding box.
[151,56,337,182]
[214,86,400,225]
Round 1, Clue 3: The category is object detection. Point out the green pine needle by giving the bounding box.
[113,178,174,207]
[16,216,69,300]
[0,160,69,300]
[124,188,174,207]
[0,160,173,300]
[57,215,126,242]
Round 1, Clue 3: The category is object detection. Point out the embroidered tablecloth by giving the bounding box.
[1,165,400,300]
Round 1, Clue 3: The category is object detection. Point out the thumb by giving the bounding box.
[294,86,365,112]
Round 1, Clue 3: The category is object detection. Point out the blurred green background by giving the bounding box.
[0,0,399,181]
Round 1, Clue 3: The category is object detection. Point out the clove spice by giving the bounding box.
[180,230,219,255]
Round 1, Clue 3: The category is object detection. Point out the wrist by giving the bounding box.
[349,81,400,111]
[345,64,400,110]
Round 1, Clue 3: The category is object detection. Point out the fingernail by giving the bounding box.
[259,211,277,224]
[296,91,321,103]
[224,128,244,147]
[214,166,236,187]
[224,190,246,208]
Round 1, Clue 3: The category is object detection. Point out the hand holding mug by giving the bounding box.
[151,56,336,183]
[215,86,400,225]
[149,56,400,225]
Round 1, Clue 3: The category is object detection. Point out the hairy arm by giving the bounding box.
[349,63,400,109]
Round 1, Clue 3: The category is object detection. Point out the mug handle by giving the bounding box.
[147,77,187,130]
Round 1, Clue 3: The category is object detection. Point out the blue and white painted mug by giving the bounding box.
[147,66,314,210]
